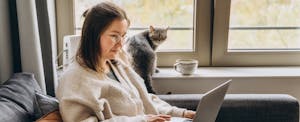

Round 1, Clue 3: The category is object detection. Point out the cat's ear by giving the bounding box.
[166,26,169,30]
[150,25,155,32]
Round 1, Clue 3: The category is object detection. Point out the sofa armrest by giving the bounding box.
[158,94,299,122]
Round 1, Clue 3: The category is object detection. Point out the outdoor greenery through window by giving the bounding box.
[74,0,194,51]
[228,0,300,50]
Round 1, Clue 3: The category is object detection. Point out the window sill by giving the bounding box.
[153,67,300,79]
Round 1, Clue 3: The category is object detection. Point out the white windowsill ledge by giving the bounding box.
[153,67,300,79]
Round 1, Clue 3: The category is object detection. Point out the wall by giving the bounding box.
[0,0,13,83]
[153,77,300,101]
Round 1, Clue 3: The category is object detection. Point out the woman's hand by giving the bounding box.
[145,114,171,122]
[183,110,196,119]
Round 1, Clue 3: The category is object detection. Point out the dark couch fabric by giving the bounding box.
[0,73,41,122]
[33,91,59,120]
[158,94,299,122]
[0,73,299,122]
[0,73,58,122]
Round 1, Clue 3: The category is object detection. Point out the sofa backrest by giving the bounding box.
[0,73,59,121]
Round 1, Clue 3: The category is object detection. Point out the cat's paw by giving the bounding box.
[155,68,160,73]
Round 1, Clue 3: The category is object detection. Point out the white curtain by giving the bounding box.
[16,0,47,93]
[0,0,58,96]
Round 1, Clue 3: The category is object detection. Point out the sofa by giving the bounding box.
[159,94,299,122]
[0,73,299,122]
[0,73,60,122]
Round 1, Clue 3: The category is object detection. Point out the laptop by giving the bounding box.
[171,79,231,122]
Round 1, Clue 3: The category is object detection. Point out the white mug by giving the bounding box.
[174,59,198,75]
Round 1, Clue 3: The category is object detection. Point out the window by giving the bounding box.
[75,0,194,51]
[57,0,211,66]
[229,0,300,49]
[213,0,300,66]
[56,0,299,67]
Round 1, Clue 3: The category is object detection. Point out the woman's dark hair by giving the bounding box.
[76,2,130,72]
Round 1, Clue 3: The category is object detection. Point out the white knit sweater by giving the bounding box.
[56,60,187,122]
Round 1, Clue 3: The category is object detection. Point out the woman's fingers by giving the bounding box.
[184,110,196,119]
[154,116,167,122]
[146,114,167,122]
[157,114,171,121]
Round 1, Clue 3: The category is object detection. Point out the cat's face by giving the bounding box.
[149,26,168,46]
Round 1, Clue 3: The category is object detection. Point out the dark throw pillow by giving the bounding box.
[0,73,41,122]
[33,91,59,120]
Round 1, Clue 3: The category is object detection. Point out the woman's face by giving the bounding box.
[100,19,128,60]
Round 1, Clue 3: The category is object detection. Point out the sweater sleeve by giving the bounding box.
[57,72,147,122]
[148,93,187,117]
[59,96,147,122]
[119,64,188,117]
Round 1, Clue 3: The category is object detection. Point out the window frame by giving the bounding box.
[212,0,300,66]
[157,0,211,66]
[56,0,212,67]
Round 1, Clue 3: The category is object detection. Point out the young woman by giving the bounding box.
[56,2,195,122]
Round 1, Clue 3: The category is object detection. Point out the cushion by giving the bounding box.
[35,110,62,122]
[0,73,41,122]
[33,92,59,120]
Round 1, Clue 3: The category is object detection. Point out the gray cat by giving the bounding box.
[124,26,168,94]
